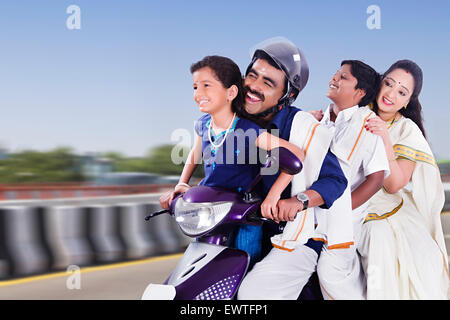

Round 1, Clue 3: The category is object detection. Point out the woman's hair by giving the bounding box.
[190,55,244,114]
[373,59,427,138]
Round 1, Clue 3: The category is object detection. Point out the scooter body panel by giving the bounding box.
[146,242,249,300]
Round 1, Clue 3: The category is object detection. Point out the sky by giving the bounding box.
[0,0,449,159]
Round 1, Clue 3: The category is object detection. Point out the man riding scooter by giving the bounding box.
[237,37,349,299]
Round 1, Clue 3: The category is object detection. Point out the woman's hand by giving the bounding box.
[159,184,189,209]
[365,116,389,141]
[308,109,324,122]
[261,193,281,223]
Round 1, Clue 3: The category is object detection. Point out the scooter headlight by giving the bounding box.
[174,198,233,236]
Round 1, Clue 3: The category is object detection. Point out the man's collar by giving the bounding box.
[268,106,298,129]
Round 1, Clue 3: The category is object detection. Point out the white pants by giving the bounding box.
[316,246,366,300]
[316,208,367,300]
[237,245,318,300]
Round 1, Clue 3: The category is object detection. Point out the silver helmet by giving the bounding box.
[247,37,309,109]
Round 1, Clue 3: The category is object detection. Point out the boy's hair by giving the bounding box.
[190,55,244,113]
[340,60,381,107]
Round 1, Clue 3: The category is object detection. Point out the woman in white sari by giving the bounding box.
[359,60,449,299]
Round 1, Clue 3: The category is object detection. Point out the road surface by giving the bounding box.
[0,254,182,300]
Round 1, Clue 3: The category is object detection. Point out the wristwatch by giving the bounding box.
[296,192,309,210]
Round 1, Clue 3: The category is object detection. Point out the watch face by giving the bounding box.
[297,193,309,209]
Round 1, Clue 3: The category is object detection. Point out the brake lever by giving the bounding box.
[145,209,170,221]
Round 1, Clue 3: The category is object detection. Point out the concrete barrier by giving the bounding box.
[44,205,94,270]
[87,205,125,263]
[444,184,450,211]
[0,187,445,281]
[0,206,51,277]
[441,212,450,258]
[0,194,191,279]
[117,203,160,259]
[145,203,187,254]
[0,210,10,279]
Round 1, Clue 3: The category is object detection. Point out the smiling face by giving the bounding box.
[376,68,415,116]
[243,59,286,115]
[326,64,365,108]
[192,66,236,115]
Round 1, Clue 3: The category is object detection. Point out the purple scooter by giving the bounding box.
[141,147,302,300]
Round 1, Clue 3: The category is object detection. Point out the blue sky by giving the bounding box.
[0,0,449,159]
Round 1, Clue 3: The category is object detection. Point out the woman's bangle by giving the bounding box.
[176,182,190,188]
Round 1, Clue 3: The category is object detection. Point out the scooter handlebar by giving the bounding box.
[145,209,170,221]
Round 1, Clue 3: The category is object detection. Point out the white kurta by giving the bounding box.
[358,116,449,300]
[239,111,336,300]
[270,111,338,250]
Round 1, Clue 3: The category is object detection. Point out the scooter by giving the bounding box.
[141,147,302,300]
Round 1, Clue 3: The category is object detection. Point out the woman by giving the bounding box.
[360,60,449,299]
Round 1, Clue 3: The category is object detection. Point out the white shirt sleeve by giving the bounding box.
[362,134,390,178]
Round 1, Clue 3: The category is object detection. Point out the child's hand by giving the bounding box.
[308,109,324,121]
[261,194,281,223]
[159,184,190,209]
[277,197,303,221]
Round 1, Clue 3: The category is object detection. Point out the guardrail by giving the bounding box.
[0,193,191,280]
[0,186,448,281]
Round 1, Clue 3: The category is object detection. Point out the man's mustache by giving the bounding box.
[244,86,265,102]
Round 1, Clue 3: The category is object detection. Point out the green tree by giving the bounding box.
[102,144,204,178]
[0,147,83,184]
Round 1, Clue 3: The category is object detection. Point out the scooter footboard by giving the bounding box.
[143,242,249,300]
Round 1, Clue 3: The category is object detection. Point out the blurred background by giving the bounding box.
[0,1,449,190]
[0,0,448,298]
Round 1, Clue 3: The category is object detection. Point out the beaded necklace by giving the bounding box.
[208,113,237,150]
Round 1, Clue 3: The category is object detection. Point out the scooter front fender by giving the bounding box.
[142,242,249,300]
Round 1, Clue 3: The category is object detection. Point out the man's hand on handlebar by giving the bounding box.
[261,195,302,223]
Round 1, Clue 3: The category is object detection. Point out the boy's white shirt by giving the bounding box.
[321,105,390,216]
[271,106,390,252]
[270,111,353,251]
[319,104,390,247]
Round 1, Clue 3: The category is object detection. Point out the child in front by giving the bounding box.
[160,55,304,266]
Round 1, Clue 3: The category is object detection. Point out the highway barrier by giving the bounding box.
[0,206,51,277]
[117,203,159,260]
[0,194,192,280]
[0,187,448,280]
[45,205,94,270]
[87,205,125,263]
